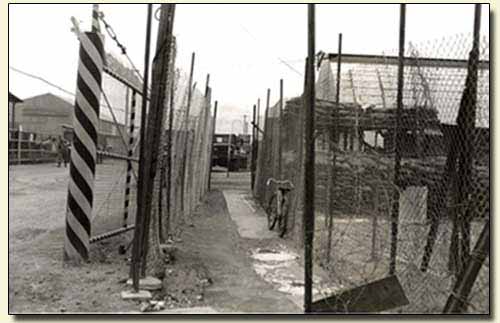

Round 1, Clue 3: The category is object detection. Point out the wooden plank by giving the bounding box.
[311,275,409,313]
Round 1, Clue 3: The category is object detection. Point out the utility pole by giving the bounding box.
[304,3,316,314]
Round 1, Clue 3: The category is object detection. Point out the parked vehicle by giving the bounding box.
[212,134,249,171]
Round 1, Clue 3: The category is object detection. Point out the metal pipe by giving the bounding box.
[304,3,315,314]
[98,150,139,162]
[90,225,135,244]
[103,66,148,99]
[389,3,406,276]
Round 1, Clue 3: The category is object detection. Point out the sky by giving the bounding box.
[8,3,489,133]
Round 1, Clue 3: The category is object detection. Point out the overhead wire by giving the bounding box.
[9,66,129,114]
[239,24,304,77]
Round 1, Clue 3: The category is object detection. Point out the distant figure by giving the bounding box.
[63,140,71,166]
[96,144,103,164]
[57,137,70,168]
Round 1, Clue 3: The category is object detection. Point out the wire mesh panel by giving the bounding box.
[90,56,142,238]
[152,63,215,246]
[253,32,489,314]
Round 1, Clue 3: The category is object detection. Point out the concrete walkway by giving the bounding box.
[217,172,339,311]
[223,189,274,240]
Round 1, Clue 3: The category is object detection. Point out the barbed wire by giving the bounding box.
[98,10,146,86]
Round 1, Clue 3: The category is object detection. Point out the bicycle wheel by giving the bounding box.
[278,195,290,238]
[266,194,278,230]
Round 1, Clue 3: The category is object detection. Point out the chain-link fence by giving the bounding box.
[82,54,143,239]
[253,31,489,313]
[142,41,215,274]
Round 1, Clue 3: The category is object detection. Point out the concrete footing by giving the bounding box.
[121,290,152,301]
[126,276,162,291]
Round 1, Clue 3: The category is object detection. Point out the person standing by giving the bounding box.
[62,139,70,167]
[57,137,70,168]
[57,137,64,167]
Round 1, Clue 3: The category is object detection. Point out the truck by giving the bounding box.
[212,134,249,171]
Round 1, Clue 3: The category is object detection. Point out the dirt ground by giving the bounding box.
[8,165,301,313]
[9,163,138,313]
[11,163,486,314]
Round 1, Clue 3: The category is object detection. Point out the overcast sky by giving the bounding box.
[9,4,489,133]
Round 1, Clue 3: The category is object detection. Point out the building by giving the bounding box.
[13,93,74,135]
[8,92,23,130]
[13,92,127,152]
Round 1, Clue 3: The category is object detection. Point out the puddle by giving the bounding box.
[251,246,343,298]
[251,247,304,296]
[251,248,298,262]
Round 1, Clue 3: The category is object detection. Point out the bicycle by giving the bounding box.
[266,178,294,238]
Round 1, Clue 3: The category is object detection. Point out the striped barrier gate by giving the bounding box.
[64,6,105,262]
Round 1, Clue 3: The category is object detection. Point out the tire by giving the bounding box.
[266,194,278,230]
[278,196,289,238]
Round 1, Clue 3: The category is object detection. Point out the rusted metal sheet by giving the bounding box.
[311,275,409,313]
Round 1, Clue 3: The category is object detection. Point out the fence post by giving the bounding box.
[200,88,213,198]
[17,125,22,165]
[443,219,489,313]
[279,80,283,179]
[63,15,105,262]
[164,75,176,240]
[389,3,406,275]
[457,2,482,273]
[251,104,257,189]
[226,129,232,178]
[139,4,176,277]
[257,98,260,139]
[326,33,342,264]
[11,101,16,132]
[130,3,152,290]
[304,4,316,314]
[253,98,261,197]
[208,101,218,191]
[179,52,196,219]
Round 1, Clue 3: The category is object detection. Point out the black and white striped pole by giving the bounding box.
[64,5,104,262]
[123,90,137,227]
